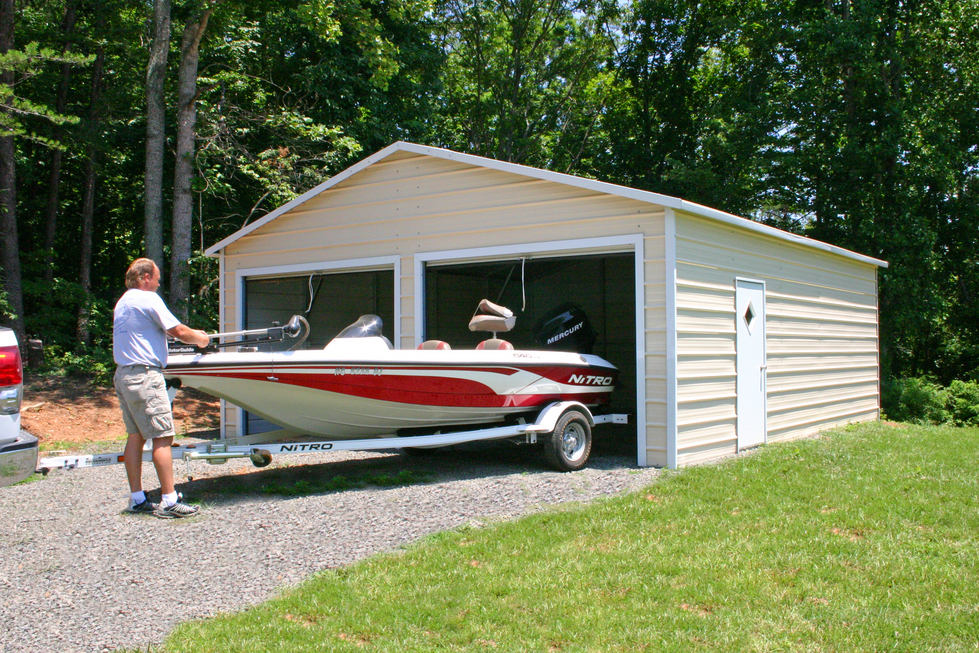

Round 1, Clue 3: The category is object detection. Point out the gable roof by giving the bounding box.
[206,141,887,268]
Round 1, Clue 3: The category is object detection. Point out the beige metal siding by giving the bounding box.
[645,232,668,467]
[218,150,663,452]
[674,212,879,465]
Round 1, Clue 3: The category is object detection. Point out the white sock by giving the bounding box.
[131,491,147,505]
[162,492,178,507]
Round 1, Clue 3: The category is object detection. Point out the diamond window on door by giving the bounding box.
[744,301,756,334]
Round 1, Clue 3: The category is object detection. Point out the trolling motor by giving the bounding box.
[167,314,309,354]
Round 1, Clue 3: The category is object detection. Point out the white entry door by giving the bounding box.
[736,279,767,450]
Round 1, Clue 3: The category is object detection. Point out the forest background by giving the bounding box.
[0,0,976,391]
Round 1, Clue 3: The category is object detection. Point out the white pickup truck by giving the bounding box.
[0,327,37,487]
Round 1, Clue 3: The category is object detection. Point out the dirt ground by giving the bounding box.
[21,375,220,450]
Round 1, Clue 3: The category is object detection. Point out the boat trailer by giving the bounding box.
[37,401,628,476]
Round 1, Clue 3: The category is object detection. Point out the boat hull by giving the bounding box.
[165,349,617,438]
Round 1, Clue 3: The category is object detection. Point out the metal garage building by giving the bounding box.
[205,141,887,468]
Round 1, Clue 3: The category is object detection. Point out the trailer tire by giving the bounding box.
[250,450,273,467]
[543,410,591,472]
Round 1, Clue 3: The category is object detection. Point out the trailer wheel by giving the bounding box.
[543,410,591,472]
[250,450,273,467]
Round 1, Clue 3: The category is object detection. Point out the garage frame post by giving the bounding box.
[665,208,678,469]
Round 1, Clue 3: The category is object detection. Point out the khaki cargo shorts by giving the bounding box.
[114,365,175,440]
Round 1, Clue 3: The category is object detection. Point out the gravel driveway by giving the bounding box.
[1,442,659,653]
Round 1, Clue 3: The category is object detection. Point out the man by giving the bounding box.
[113,258,210,518]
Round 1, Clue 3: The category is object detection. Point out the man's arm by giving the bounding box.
[167,324,210,348]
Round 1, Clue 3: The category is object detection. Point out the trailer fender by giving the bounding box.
[534,402,594,432]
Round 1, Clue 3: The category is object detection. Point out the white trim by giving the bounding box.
[875,267,882,418]
[665,209,678,469]
[207,141,888,269]
[412,234,647,465]
[232,255,402,437]
[412,234,644,343]
[218,252,227,439]
[232,255,402,280]
[635,232,649,468]
[417,234,640,266]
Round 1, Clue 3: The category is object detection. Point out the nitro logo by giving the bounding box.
[279,443,334,452]
[547,322,583,345]
[569,374,613,386]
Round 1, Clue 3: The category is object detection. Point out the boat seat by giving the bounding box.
[468,299,516,335]
[417,340,451,350]
[475,338,513,351]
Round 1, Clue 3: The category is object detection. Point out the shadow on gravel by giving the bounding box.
[171,442,641,508]
[172,443,539,506]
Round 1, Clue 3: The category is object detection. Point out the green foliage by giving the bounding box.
[42,343,115,387]
[185,253,220,333]
[20,251,114,352]
[0,288,12,322]
[0,42,93,144]
[883,377,979,427]
[882,377,950,424]
[433,0,620,169]
[947,380,979,427]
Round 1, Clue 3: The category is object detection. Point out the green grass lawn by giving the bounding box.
[157,422,979,652]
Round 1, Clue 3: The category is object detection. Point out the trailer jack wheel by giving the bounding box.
[543,410,592,472]
[250,450,273,467]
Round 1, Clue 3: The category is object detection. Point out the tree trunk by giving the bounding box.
[170,9,213,322]
[42,1,78,288]
[77,30,105,346]
[144,0,171,278]
[0,0,24,346]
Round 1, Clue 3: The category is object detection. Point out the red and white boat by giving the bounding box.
[164,307,618,440]
[38,302,624,475]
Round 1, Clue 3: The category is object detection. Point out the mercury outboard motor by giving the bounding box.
[533,303,597,353]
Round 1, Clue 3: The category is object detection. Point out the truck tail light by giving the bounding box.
[0,344,23,414]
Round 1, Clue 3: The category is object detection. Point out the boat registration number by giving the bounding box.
[334,367,383,376]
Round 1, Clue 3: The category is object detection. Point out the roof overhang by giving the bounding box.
[206,141,888,269]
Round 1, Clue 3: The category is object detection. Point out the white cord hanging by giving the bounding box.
[494,257,528,312]
[305,274,318,314]
[521,257,526,312]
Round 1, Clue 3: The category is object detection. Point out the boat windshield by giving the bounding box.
[335,314,384,339]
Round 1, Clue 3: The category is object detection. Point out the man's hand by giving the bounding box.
[167,324,211,349]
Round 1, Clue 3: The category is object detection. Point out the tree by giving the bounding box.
[189,0,441,242]
[76,4,106,346]
[170,2,216,321]
[42,1,78,289]
[0,0,20,342]
[0,0,89,346]
[433,0,620,169]
[143,0,171,276]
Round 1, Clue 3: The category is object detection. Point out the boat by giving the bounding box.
[35,302,623,476]
[164,300,618,441]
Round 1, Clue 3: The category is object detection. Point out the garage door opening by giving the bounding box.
[241,268,395,433]
[424,253,637,454]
